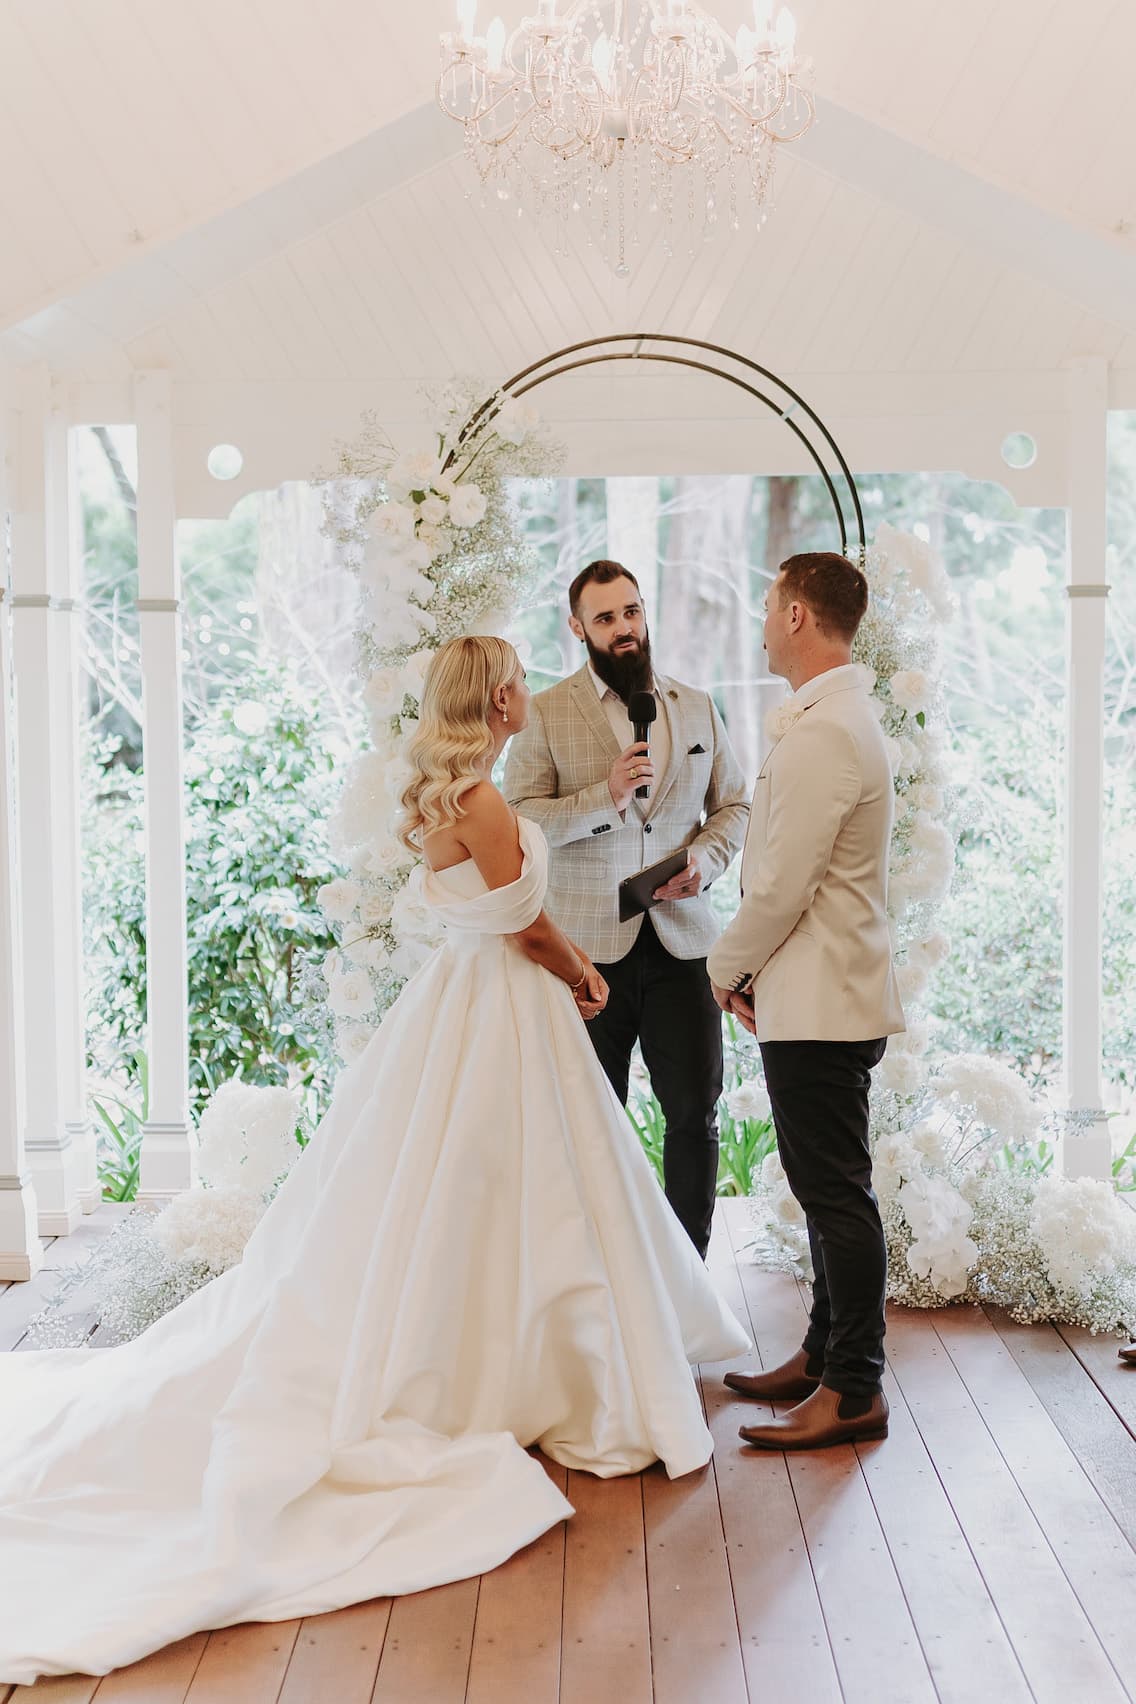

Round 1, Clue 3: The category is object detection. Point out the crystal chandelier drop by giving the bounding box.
[437,0,814,275]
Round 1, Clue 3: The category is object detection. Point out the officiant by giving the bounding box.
[504,559,749,1256]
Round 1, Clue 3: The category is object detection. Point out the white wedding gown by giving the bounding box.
[0,819,748,1682]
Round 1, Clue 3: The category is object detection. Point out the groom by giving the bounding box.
[504,559,749,1258]
[708,552,904,1450]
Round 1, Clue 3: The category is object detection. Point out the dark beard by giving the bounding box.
[585,632,653,704]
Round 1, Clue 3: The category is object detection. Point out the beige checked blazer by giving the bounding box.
[706,666,905,1042]
[503,667,749,964]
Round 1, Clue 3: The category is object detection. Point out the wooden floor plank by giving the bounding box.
[704,1212,841,1703]
[724,1204,936,1704]
[887,1307,1127,1704]
[276,1603,390,1704]
[642,1450,748,1704]
[88,1633,208,1702]
[996,1315,1136,1548]
[465,1460,567,1704]
[8,1681,98,1703]
[1058,1324,1136,1435]
[862,1360,1033,1704]
[369,1579,479,1704]
[182,1622,300,1703]
[560,1470,651,1704]
[937,1307,1136,1697]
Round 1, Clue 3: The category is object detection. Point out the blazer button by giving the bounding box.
[644,823,652,834]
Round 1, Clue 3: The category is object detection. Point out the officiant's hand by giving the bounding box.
[654,850,703,903]
[609,743,655,812]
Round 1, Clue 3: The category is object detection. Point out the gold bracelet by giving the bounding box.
[569,964,588,994]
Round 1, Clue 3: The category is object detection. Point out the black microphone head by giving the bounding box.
[628,691,657,727]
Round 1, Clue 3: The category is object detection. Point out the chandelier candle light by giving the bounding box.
[437,0,814,273]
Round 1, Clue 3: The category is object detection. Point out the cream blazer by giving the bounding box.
[706,665,905,1043]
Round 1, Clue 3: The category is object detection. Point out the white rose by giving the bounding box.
[449,483,489,529]
[418,494,448,526]
[338,1023,377,1062]
[344,934,389,972]
[415,522,450,562]
[359,890,394,927]
[911,932,951,969]
[387,451,442,503]
[367,501,416,542]
[909,784,945,815]
[401,649,434,700]
[369,836,415,878]
[725,1080,772,1124]
[362,668,406,721]
[889,669,931,715]
[232,701,269,736]
[327,968,376,1020]
[896,961,929,1004]
[317,877,362,924]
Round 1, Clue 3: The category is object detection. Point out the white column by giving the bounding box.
[0,409,43,1279]
[48,386,99,1212]
[9,372,86,1233]
[135,371,195,1197]
[1060,357,1112,1180]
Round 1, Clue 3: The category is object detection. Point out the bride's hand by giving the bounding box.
[574,963,608,1021]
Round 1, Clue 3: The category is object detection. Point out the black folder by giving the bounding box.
[618,849,690,921]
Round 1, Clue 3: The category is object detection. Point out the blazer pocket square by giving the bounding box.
[688,743,707,755]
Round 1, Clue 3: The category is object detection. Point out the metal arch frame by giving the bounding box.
[445,333,866,555]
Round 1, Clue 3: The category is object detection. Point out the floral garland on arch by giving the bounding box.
[747,521,1136,1334]
[312,383,559,1062]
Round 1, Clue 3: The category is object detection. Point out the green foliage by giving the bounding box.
[626,1015,775,1197]
[83,668,347,1129]
[91,1052,147,1202]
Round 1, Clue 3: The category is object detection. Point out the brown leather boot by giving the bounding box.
[723,1347,822,1403]
[738,1385,889,1450]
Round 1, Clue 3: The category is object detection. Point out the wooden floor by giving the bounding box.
[2,1200,1136,1703]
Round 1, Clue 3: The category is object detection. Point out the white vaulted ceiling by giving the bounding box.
[1,0,1135,496]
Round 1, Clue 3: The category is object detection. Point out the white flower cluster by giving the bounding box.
[315,380,557,1057]
[746,523,1135,1332]
[27,1080,307,1346]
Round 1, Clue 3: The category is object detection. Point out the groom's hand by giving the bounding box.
[728,993,757,1036]
[654,850,703,903]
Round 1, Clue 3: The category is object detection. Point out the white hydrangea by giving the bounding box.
[194,1078,301,1194]
[1029,1175,1136,1295]
[153,1185,268,1276]
[932,1053,1042,1147]
[876,1048,926,1100]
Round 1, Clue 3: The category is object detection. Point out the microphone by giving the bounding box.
[627,691,657,799]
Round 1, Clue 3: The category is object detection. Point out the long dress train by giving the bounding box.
[0,819,749,1682]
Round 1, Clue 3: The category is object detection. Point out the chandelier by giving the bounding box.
[436,0,814,275]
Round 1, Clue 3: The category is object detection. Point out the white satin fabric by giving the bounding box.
[0,818,748,1683]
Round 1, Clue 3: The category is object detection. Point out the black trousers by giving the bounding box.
[759,1038,889,1396]
[590,920,722,1258]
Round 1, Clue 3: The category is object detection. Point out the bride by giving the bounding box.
[0,634,748,1684]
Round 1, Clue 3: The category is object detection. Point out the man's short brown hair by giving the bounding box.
[776,552,868,641]
[569,558,641,619]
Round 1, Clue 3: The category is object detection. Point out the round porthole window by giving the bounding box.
[207,443,244,481]
[1000,431,1037,470]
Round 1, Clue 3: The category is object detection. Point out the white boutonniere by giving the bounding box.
[764,700,806,745]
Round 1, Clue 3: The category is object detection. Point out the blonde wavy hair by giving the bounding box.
[398,634,520,852]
